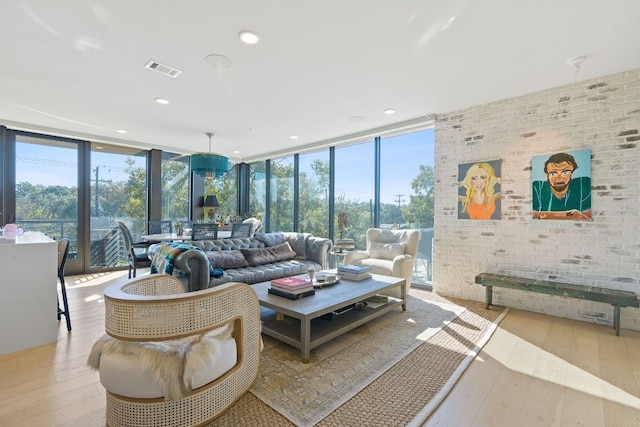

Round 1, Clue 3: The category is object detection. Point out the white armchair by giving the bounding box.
[87,274,261,427]
[344,228,420,300]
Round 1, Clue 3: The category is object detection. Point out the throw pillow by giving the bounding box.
[240,242,297,266]
[368,241,406,260]
[284,233,308,258]
[206,250,248,270]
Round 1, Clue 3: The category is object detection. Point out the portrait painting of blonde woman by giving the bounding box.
[531,149,591,221]
[458,160,502,220]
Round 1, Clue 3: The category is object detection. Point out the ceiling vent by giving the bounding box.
[145,60,182,78]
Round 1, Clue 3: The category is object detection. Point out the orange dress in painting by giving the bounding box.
[466,198,496,220]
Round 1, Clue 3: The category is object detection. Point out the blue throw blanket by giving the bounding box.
[151,243,200,275]
[151,242,224,278]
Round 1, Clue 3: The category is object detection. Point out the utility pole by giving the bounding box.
[394,194,405,226]
[93,166,112,216]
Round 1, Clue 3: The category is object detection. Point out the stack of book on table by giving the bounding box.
[268,277,315,300]
[337,264,371,281]
[334,238,355,249]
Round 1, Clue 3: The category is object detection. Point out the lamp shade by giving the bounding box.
[203,195,220,208]
[190,153,229,180]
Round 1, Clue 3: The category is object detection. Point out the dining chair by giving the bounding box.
[57,238,72,331]
[230,222,253,238]
[118,222,152,278]
[148,220,173,234]
[192,223,218,241]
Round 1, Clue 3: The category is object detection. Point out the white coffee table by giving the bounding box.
[254,273,406,362]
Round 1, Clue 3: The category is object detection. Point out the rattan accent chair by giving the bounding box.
[98,274,262,427]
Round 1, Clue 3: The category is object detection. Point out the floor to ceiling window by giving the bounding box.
[269,156,295,232]
[90,142,148,269]
[298,150,330,237]
[249,162,267,223]
[246,126,435,285]
[204,166,237,223]
[15,134,81,271]
[161,151,189,224]
[334,141,375,250]
[380,128,435,284]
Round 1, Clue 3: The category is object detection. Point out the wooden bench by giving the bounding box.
[475,272,639,336]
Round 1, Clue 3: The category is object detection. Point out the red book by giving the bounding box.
[271,283,314,294]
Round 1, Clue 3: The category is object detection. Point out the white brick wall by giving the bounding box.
[433,68,640,331]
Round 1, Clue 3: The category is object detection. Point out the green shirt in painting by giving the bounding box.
[532,176,591,213]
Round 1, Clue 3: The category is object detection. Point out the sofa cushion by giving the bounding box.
[283,233,309,258]
[206,250,249,270]
[368,241,406,260]
[253,233,286,247]
[240,242,296,266]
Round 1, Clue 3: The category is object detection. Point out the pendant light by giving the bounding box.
[190,132,229,180]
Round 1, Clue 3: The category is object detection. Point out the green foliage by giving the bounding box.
[162,158,189,220]
[122,157,146,218]
[16,182,78,219]
[403,164,435,228]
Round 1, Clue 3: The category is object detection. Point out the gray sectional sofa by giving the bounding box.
[151,232,333,291]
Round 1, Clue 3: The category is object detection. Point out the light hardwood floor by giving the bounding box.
[1,270,639,426]
[426,306,640,426]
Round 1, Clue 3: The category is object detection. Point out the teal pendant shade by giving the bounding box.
[190,153,229,179]
[191,132,229,179]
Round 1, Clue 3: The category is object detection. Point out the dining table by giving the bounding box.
[142,230,231,242]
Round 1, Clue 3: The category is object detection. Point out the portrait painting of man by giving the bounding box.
[531,149,591,221]
[458,159,502,220]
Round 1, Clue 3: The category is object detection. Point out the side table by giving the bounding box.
[331,250,348,267]
[331,244,354,267]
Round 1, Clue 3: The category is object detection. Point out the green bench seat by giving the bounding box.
[475,272,639,336]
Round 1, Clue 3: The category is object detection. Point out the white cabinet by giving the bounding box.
[0,232,58,355]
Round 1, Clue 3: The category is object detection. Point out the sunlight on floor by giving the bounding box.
[67,270,134,289]
[483,328,640,410]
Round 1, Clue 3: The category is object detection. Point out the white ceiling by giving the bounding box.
[2,0,640,162]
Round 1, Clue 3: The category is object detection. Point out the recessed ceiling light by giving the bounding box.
[155,98,170,105]
[384,108,396,115]
[239,30,259,44]
[348,116,365,123]
[117,129,127,134]
[233,150,240,154]
[290,135,298,140]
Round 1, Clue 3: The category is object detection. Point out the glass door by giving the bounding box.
[90,142,148,270]
[15,134,82,273]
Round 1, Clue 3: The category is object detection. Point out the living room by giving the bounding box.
[2,2,640,426]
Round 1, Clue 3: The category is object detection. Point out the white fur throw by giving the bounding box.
[87,322,233,401]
